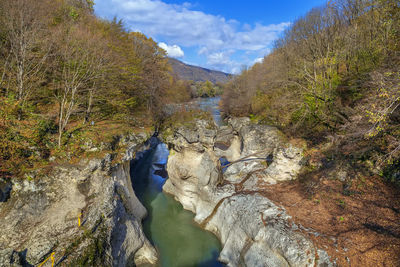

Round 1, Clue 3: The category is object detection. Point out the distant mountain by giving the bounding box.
[168,58,232,84]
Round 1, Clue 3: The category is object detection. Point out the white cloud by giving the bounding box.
[207,52,231,65]
[159,42,184,58]
[198,47,208,55]
[94,0,290,72]
[205,51,239,73]
[254,57,264,64]
[230,67,241,75]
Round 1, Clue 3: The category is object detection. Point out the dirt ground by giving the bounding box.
[257,175,400,267]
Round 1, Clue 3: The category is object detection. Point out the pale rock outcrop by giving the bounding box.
[0,133,157,267]
[163,117,332,267]
[208,194,316,266]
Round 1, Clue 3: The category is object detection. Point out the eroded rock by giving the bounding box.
[163,117,333,267]
[0,133,157,267]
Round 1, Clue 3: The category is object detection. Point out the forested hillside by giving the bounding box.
[222,0,399,176]
[168,58,231,83]
[0,0,191,178]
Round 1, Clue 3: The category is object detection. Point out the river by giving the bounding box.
[194,97,223,126]
[131,97,224,267]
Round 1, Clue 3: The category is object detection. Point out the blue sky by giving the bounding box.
[94,0,327,73]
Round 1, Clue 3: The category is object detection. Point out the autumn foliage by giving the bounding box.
[0,0,190,177]
[222,0,399,167]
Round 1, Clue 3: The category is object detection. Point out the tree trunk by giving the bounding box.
[17,61,24,101]
[84,87,94,124]
[58,96,65,148]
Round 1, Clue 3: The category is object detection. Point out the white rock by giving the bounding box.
[163,117,332,267]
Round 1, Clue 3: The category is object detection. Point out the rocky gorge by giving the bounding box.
[0,103,335,267]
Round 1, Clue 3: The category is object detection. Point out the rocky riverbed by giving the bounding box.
[162,117,333,266]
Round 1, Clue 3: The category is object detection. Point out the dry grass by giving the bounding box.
[257,173,400,266]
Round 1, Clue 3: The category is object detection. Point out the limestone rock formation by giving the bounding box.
[0,134,157,267]
[163,117,333,267]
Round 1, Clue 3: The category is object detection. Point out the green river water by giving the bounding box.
[131,138,223,267]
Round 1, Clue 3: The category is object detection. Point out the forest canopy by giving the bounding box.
[0,0,191,176]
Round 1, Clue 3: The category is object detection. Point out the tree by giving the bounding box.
[366,70,400,163]
[0,0,51,104]
[200,80,216,97]
[130,32,170,117]
[54,22,109,147]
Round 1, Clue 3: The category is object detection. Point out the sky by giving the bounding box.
[94,0,327,74]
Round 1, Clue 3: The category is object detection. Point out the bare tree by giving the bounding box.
[55,23,109,147]
[0,0,51,104]
[366,70,400,163]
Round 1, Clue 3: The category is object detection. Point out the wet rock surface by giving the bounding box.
[162,117,333,267]
[0,133,157,267]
